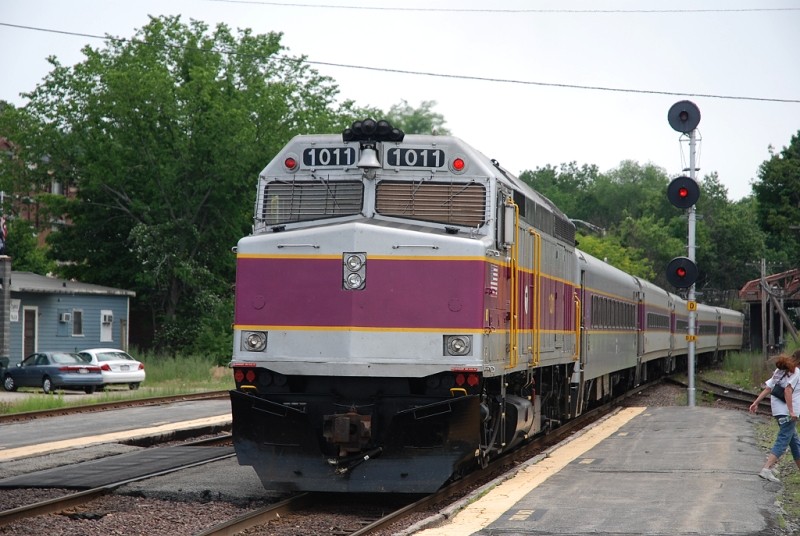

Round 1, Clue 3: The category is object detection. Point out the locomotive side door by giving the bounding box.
[484,190,516,368]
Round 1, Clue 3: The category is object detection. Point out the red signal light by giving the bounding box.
[666,257,698,288]
[667,176,699,209]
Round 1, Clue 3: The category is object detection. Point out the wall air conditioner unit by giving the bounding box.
[102,314,113,324]
[59,312,72,323]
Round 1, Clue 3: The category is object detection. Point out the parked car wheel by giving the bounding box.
[42,376,53,394]
[84,386,96,394]
[129,382,140,390]
[3,374,16,392]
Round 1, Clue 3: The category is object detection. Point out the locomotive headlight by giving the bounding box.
[345,272,364,289]
[345,254,363,271]
[342,252,366,290]
[242,331,267,352]
[444,335,472,356]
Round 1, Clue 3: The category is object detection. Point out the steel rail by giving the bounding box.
[0,390,230,423]
[193,494,314,536]
[0,435,235,527]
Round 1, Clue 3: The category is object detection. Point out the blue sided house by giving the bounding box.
[8,271,135,366]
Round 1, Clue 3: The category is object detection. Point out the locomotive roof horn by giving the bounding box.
[343,118,405,142]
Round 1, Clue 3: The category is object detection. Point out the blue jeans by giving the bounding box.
[771,416,800,460]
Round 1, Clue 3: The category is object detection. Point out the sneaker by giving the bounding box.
[759,468,780,482]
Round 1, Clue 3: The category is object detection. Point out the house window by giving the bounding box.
[72,310,84,336]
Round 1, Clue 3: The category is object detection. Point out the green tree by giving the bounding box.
[21,16,364,352]
[385,100,450,135]
[519,162,600,221]
[2,218,57,274]
[752,132,800,264]
[576,232,656,281]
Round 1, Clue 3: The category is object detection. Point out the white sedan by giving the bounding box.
[77,348,146,390]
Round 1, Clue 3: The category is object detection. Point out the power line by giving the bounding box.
[305,59,800,104]
[205,1,800,14]
[2,21,798,104]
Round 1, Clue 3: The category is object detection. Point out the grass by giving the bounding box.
[0,353,234,415]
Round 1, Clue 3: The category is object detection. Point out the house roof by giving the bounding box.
[739,268,800,303]
[10,271,136,297]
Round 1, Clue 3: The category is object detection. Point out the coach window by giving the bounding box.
[72,310,84,337]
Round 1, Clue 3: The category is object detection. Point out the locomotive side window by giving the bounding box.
[375,180,486,227]
[258,180,363,226]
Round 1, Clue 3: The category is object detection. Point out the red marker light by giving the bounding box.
[452,158,465,171]
[284,157,298,170]
[234,369,245,382]
[245,370,256,383]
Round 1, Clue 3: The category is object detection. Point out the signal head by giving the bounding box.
[668,100,701,133]
[667,176,700,209]
[666,256,698,288]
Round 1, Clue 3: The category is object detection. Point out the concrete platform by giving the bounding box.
[411,406,782,536]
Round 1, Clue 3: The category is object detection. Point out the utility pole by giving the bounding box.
[761,258,768,360]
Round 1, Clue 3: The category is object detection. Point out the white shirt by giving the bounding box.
[766,367,800,416]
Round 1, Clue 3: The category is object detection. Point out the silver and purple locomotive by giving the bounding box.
[229,119,743,493]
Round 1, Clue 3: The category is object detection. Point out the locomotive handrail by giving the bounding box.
[276,244,320,248]
[507,199,520,369]
[573,291,582,361]
[528,228,542,367]
[391,244,440,249]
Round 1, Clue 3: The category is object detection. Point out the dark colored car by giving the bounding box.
[2,352,104,394]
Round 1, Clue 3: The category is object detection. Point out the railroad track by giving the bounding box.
[0,390,230,424]
[193,381,650,536]
[0,434,234,527]
[665,376,764,409]
[0,378,665,535]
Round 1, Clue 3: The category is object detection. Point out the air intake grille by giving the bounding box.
[257,180,363,226]
[375,181,486,227]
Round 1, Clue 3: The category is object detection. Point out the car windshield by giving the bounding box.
[51,353,82,364]
[98,351,134,362]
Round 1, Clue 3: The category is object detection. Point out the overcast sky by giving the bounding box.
[1,0,798,202]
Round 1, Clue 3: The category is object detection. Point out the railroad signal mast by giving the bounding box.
[667,100,701,407]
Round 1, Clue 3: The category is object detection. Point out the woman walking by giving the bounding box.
[749,351,800,482]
